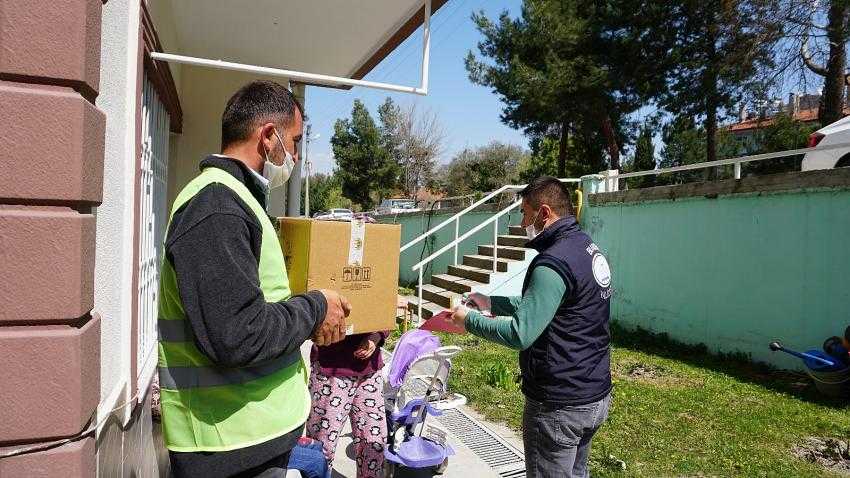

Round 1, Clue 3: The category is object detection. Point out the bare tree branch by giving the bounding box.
[393,103,446,197]
[801,34,828,75]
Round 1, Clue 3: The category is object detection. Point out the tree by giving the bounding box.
[624,121,658,188]
[796,1,850,126]
[465,1,666,176]
[658,117,708,185]
[658,0,782,173]
[659,117,742,184]
[745,113,817,175]
[440,142,527,196]
[518,136,559,182]
[378,98,445,198]
[518,133,609,182]
[331,100,399,209]
[302,173,351,216]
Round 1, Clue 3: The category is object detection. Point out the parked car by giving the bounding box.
[376,198,420,215]
[354,212,376,223]
[314,208,354,221]
[802,115,850,171]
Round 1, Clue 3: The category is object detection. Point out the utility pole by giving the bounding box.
[303,125,320,218]
[304,124,311,217]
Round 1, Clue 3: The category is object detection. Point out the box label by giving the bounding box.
[341,265,372,291]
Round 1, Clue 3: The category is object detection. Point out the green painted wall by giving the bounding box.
[378,208,523,287]
[581,182,850,371]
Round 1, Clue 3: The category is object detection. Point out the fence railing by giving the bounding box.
[401,141,850,319]
[615,142,850,181]
[402,179,581,319]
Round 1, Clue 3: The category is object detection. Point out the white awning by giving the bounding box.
[148,0,448,94]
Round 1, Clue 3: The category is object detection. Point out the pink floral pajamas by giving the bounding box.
[306,365,387,478]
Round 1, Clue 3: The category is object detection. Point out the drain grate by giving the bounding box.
[498,469,528,478]
[408,377,526,478]
[436,408,526,477]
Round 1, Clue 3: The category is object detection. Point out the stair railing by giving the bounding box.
[404,179,580,319]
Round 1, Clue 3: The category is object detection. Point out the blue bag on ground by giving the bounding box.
[288,437,331,478]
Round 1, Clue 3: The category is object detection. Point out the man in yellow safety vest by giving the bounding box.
[158,80,350,477]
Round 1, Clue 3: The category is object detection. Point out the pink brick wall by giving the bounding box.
[0,1,105,475]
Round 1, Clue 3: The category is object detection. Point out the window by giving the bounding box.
[137,74,171,394]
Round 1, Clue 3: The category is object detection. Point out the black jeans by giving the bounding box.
[522,393,612,478]
[170,450,291,478]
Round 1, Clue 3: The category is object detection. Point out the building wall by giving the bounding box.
[377,207,523,286]
[92,0,167,475]
[167,67,296,212]
[283,83,306,218]
[96,392,163,477]
[96,0,142,429]
[581,169,850,370]
[0,0,105,474]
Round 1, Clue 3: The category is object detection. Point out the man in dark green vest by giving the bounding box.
[158,80,350,477]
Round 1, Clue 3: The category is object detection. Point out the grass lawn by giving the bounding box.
[391,325,849,477]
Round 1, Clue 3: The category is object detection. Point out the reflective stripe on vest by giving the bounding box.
[157,166,308,453]
[158,352,301,389]
[157,318,301,389]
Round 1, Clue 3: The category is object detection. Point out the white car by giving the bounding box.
[376,199,420,215]
[314,208,353,221]
[802,115,850,171]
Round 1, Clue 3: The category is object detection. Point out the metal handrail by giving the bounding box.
[412,199,522,272]
[400,178,580,255]
[399,185,521,254]
[404,177,581,319]
[616,141,850,180]
[413,198,523,319]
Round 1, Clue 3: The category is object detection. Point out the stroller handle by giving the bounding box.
[433,346,462,358]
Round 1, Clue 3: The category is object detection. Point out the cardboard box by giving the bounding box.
[278,218,401,334]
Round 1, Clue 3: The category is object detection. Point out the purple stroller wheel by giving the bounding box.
[384,436,454,468]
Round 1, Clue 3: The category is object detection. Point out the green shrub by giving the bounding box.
[483,361,515,391]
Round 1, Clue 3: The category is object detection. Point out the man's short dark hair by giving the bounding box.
[221,80,304,149]
[519,176,574,217]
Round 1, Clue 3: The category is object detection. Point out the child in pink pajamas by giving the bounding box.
[307,331,389,478]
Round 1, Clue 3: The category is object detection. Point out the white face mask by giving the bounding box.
[525,209,543,240]
[262,128,296,189]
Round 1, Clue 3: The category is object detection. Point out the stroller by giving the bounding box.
[382,330,467,477]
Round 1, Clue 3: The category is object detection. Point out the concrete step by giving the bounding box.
[498,234,528,247]
[432,273,487,295]
[417,283,461,309]
[509,225,525,236]
[406,296,443,321]
[478,244,528,261]
[448,264,492,284]
[463,254,513,272]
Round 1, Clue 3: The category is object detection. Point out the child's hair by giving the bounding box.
[845,325,850,342]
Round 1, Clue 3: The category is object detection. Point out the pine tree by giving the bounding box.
[331,100,399,209]
[659,0,781,175]
[631,122,657,188]
[465,0,666,176]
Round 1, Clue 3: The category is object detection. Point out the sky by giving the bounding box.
[302,0,827,175]
[303,0,525,174]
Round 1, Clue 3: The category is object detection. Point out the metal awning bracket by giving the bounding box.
[150,0,432,96]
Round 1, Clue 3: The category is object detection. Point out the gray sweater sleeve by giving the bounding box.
[165,186,326,368]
